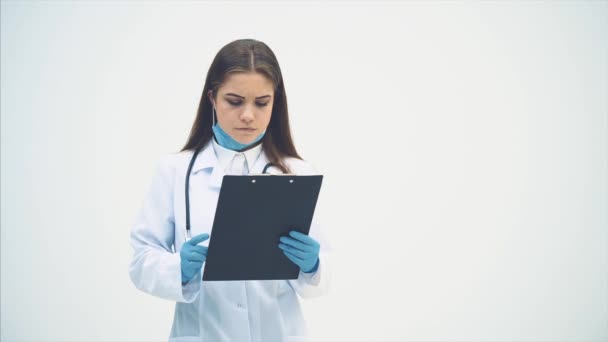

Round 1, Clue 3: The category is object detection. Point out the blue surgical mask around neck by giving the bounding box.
[211,106,266,151]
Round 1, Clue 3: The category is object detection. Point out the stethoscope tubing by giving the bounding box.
[184,146,275,242]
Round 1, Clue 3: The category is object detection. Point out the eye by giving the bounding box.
[226,100,268,107]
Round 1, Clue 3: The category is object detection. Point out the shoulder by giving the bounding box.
[283,156,321,175]
[155,151,186,169]
[152,150,193,179]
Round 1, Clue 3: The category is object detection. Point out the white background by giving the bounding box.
[1,1,606,341]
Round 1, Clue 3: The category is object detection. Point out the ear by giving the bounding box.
[207,90,215,107]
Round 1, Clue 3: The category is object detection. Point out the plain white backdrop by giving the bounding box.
[1,1,606,341]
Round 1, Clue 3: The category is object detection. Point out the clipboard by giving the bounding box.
[202,174,323,281]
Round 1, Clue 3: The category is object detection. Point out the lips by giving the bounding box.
[236,128,256,131]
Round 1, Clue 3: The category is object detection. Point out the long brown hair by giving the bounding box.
[180,39,301,173]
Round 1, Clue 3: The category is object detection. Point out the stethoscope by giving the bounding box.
[184,145,276,241]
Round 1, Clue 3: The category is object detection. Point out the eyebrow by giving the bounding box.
[225,93,271,100]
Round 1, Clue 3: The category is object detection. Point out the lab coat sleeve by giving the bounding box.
[286,158,333,299]
[128,155,200,303]
[287,217,332,299]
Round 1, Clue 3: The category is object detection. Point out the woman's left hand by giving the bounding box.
[278,230,320,273]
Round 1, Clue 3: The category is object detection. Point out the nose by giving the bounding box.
[240,107,255,123]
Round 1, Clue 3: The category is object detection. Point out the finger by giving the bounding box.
[188,260,204,269]
[283,250,304,267]
[188,251,207,262]
[279,243,311,259]
[288,231,319,247]
[188,233,210,245]
[279,236,316,253]
[191,245,208,255]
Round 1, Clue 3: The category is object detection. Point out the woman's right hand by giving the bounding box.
[180,233,209,284]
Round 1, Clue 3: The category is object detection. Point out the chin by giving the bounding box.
[232,134,258,145]
[233,137,254,145]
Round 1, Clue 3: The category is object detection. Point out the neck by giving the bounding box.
[213,135,263,152]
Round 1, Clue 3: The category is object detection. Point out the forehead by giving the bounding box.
[218,72,274,96]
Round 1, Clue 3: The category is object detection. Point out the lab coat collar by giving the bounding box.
[211,137,263,174]
[190,138,273,189]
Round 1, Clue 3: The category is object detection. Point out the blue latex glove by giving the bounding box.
[278,230,320,273]
[180,233,209,284]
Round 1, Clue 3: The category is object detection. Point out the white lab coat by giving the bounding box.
[128,139,332,342]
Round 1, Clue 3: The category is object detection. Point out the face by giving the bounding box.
[208,72,274,144]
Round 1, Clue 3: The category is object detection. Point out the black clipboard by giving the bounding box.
[202,174,323,281]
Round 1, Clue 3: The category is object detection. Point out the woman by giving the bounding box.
[129,39,331,341]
